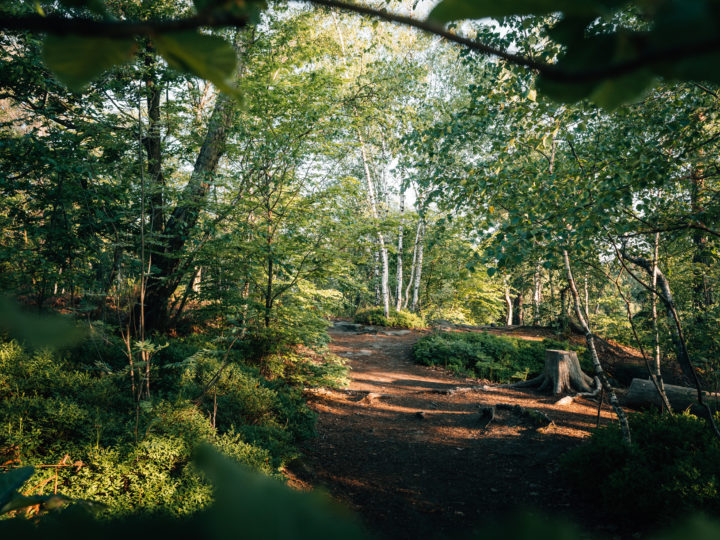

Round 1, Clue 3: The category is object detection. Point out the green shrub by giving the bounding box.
[353,307,425,328]
[412,331,584,383]
[562,411,720,524]
[0,337,323,517]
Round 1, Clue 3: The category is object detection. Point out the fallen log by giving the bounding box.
[626,378,720,413]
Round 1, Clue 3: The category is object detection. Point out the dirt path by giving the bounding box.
[289,327,616,539]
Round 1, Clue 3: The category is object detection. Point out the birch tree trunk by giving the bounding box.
[651,233,667,410]
[404,218,421,310]
[395,188,405,311]
[563,249,632,444]
[358,133,390,317]
[373,250,381,306]
[504,285,513,327]
[411,220,425,313]
[533,263,542,324]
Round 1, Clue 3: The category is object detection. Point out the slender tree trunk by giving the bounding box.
[583,277,590,322]
[612,269,673,412]
[651,233,668,411]
[404,216,422,309]
[143,50,164,235]
[563,249,632,444]
[691,169,713,312]
[395,188,405,311]
[373,250,381,305]
[265,255,273,328]
[533,263,542,324]
[513,292,524,325]
[504,285,513,326]
[411,220,425,312]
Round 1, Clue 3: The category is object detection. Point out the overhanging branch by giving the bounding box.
[4,3,720,83]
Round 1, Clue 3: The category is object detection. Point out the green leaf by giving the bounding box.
[42,35,136,92]
[428,0,606,24]
[154,32,239,96]
[0,467,34,509]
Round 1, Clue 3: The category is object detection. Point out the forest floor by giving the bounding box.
[287,324,635,539]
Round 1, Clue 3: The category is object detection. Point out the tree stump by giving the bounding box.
[511,349,599,396]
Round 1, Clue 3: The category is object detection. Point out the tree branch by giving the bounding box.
[5,3,720,83]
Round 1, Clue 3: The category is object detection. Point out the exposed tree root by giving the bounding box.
[510,349,600,397]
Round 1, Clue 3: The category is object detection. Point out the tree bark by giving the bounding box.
[504,285,513,326]
[411,220,425,312]
[395,188,404,311]
[651,233,669,411]
[513,292,524,325]
[404,216,422,310]
[533,263,542,324]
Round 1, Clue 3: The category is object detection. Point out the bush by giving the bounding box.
[562,411,720,525]
[0,337,325,517]
[412,331,582,382]
[353,307,425,329]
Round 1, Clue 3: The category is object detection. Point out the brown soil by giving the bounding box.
[287,327,625,539]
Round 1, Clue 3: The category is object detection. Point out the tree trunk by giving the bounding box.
[691,168,713,312]
[563,249,632,444]
[513,292,524,325]
[651,233,667,410]
[143,89,237,330]
[142,49,165,235]
[359,132,390,317]
[411,220,425,313]
[373,250,381,305]
[395,188,404,311]
[533,263,542,324]
[504,286,513,327]
[404,215,422,310]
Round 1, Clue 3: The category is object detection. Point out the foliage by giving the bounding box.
[0,445,368,539]
[0,336,342,516]
[353,307,425,329]
[563,411,720,524]
[413,331,583,382]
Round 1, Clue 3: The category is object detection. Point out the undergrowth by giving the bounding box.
[353,307,425,329]
[412,331,586,383]
[0,334,347,517]
[562,411,720,526]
